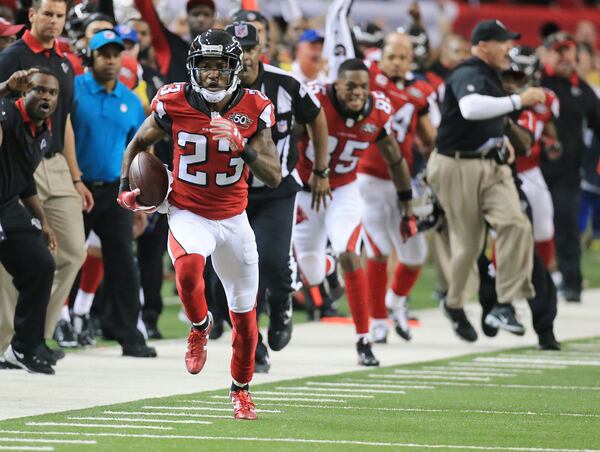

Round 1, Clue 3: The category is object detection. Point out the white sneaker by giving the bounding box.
[385,291,411,341]
[371,319,388,344]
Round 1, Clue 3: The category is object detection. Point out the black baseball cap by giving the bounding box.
[231,9,269,28]
[471,19,521,45]
[225,22,259,47]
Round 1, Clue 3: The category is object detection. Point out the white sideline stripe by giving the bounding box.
[477,357,600,366]
[105,410,231,419]
[143,405,282,413]
[372,374,491,382]
[453,361,564,370]
[364,378,600,391]
[253,391,373,399]
[0,447,53,451]
[210,395,352,402]
[0,430,598,451]
[26,422,172,430]
[499,353,600,361]
[0,438,96,445]
[311,381,435,390]
[424,366,523,375]
[443,365,542,374]
[521,351,600,360]
[277,386,407,395]
[69,417,212,425]
[393,369,516,378]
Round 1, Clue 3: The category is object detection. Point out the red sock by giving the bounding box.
[390,262,421,297]
[174,254,207,324]
[79,254,104,294]
[367,259,388,319]
[343,268,369,335]
[229,309,258,384]
[535,239,555,268]
[309,285,323,307]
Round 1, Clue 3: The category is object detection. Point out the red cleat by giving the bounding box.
[230,389,257,420]
[185,313,213,374]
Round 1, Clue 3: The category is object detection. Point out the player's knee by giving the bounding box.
[228,295,256,314]
[297,252,325,286]
[174,254,206,296]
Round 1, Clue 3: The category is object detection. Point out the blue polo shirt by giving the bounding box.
[72,71,145,182]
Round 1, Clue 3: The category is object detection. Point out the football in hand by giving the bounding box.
[128,152,169,207]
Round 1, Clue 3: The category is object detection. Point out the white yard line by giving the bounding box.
[25,422,172,430]
[142,405,281,413]
[276,386,407,395]
[105,410,231,419]
[0,438,95,445]
[476,357,600,366]
[252,391,373,399]
[393,369,516,378]
[423,366,523,375]
[0,430,598,451]
[370,373,491,382]
[451,361,563,370]
[209,395,354,402]
[68,417,212,425]
[0,447,53,451]
[309,381,435,390]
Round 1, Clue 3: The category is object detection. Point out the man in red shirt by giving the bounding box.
[294,58,413,366]
[119,30,281,420]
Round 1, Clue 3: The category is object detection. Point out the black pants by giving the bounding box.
[206,194,297,323]
[83,181,144,347]
[0,201,55,353]
[550,184,582,292]
[137,213,168,326]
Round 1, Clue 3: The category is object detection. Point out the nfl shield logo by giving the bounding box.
[235,24,248,38]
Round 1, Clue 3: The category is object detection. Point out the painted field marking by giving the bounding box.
[308,381,434,390]
[521,351,600,359]
[371,373,491,382]
[210,395,349,402]
[25,422,172,430]
[393,369,516,378]
[477,357,600,366]
[423,366,521,376]
[142,405,281,413]
[364,377,600,391]
[68,417,212,425]
[252,391,372,399]
[0,447,53,451]
[452,361,564,370]
[104,410,231,419]
[0,438,95,445]
[442,365,542,374]
[1,430,599,451]
[277,386,408,395]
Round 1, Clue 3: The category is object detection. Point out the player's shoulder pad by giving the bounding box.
[241,88,275,128]
[306,80,327,98]
[371,90,393,117]
[151,82,186,117]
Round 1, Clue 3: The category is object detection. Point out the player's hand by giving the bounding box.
[209,117,245,153]
[6,68,39,93]
[519,87,546,108]
[74,181,94,213]
[117,188,157,213]
[42,222,57,255]
[309,173,333,211]
[400,214,418,242]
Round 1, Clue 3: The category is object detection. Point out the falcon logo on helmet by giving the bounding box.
[187,29,243,103]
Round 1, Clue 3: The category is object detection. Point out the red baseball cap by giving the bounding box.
[186,0,215,12]
[0,18,23,37]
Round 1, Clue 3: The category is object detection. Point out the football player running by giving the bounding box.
[118,29,281,420]
[294,58,414,366]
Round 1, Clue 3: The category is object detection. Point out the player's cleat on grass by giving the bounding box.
[442,300,478,342]
[53,319,78,348]
[4,344,54,375]
[230,389,257,420]
[185,312,213,374]
[371,320,388,344]
[267,296,293,351]
[255,338,271,373]
[73,314,96,347]
[484,303,525,336]
[357,337,380,367]
[538,331,561,351]
[386,292,411,341]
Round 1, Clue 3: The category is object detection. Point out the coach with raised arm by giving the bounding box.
[427,20,546,342]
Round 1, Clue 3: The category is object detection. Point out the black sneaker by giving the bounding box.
[35,344,65,366]
[255,339,271,373]
[4,344,55,374]
[481,306,498,338]
[122,343,157,358]
[561,287,581,303]
[268,297,293,351]
[356,337,379,367]
[538,331,561,351]
[442,301,478,342]
[73,314,97,346]
[484,304,525,336]
[53,319,78,348]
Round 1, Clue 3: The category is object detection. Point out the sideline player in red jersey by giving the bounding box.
[359,32,436,343]
[501,46,559,268]
[118,29,281,420]
[294,58,414,366]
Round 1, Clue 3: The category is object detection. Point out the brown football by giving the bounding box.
[128,152,169,207]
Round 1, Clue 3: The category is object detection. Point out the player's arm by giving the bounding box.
[118,115,168,211]
[505,116,533,157]
[306,109,332,210]
[416,113,436,158]
[245,127,282,188]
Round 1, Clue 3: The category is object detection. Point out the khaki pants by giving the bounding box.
[426,151,535,309]
[0,154,86,351]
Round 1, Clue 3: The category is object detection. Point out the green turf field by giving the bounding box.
[2,338,599,451]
